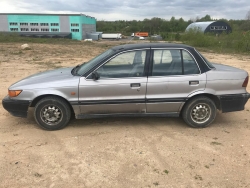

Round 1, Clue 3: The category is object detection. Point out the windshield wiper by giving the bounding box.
[71,64,81,76]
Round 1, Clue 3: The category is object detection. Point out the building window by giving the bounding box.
[71,23,79,27]
[71,29,79,32]
[41,28,49,32]
[20,28,29,32]
[20,23,28,26]
[30,23,39,26]
[51,28,59,32]
[9,22,18,26]
[31,28,39,32]
[210,26,227,30]
[51,23,59,26]
[219,26,227,30]
[10,28,18,32]
[40,23,49,26]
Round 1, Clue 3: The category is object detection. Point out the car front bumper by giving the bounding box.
[2,96,31,118]
[219,93,250,113]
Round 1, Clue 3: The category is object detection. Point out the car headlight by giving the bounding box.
[8,90,22,97]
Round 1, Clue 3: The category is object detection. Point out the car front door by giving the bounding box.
[146,48,207,113]
[78,49,149,114]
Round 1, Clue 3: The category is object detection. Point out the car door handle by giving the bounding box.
[130,83,141,88]
[189,81,199,85]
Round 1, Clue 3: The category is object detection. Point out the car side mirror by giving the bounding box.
[92,72,100,81]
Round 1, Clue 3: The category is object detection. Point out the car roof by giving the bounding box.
[112,43,193,51]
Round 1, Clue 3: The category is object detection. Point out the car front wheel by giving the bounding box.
[34,97,71,130]
[182,96,217,128]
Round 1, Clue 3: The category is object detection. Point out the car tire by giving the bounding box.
[34,97,71,130]
[182,96,217,128]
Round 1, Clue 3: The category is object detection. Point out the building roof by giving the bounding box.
[185,21,215,32]
[0,13,95,18]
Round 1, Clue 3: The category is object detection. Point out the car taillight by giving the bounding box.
[242,76,249,87]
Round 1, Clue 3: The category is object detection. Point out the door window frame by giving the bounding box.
[148,48,201,77]
[85,48,151,80]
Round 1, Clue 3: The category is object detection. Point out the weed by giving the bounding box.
[33,57,43,61]
[153,169,160,174]
[11,50,23,55]
[33,61,63,69]
[34,172,42,177]
[153,182,159,186]
[210,142,223,146]
[205,165,210,169]
[188,164,195,169]
[194,175,203,181]
[163,170,169,174]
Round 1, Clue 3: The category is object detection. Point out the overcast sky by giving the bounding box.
[0,0,249,21]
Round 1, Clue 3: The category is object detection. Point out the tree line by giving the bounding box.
[97,14,250,36]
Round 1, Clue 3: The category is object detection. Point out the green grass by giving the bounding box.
[2,30,250,55]
[0,33,81,44]
[181,29,250,54]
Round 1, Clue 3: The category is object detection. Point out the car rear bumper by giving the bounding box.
[218,93,250,113]
[2,96,31,118]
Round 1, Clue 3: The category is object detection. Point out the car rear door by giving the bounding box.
[146,48,206,113]
[78,49,150,114]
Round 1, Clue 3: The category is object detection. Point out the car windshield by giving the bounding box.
[195,49,215,69]
[76,49,114,75]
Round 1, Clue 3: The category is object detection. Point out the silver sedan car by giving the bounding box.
[2,43,250,130]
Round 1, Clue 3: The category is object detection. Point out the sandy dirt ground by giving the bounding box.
[0,42,250,188]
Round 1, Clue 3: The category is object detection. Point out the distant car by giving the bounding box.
[134,36,145,40]
[150,35,163,41]
[2,43,250,130]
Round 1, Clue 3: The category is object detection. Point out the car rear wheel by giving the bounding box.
[182,96,217,128]
[34,97,71,130]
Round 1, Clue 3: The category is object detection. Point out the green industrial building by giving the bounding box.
[0,13,96,40]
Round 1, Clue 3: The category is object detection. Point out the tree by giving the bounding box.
[242,10,250,31]
[246,10,250,20]
[198,15,212,22]
[96,15,248,35]
[240,22,250,31]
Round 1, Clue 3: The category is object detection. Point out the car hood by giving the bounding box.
[10,67,75,89]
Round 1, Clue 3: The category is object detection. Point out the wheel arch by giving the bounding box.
[180,93,221,114]
[30,94,75,116]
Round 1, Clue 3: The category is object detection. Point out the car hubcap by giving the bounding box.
[40,105,63,126]
[190,103,211,124]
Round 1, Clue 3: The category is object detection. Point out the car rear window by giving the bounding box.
[195,49,215,69]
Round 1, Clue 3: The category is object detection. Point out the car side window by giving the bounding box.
[96,50,146,78]
[152,49,182,76]
[183,51,200,75]
[154,50,173,64]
